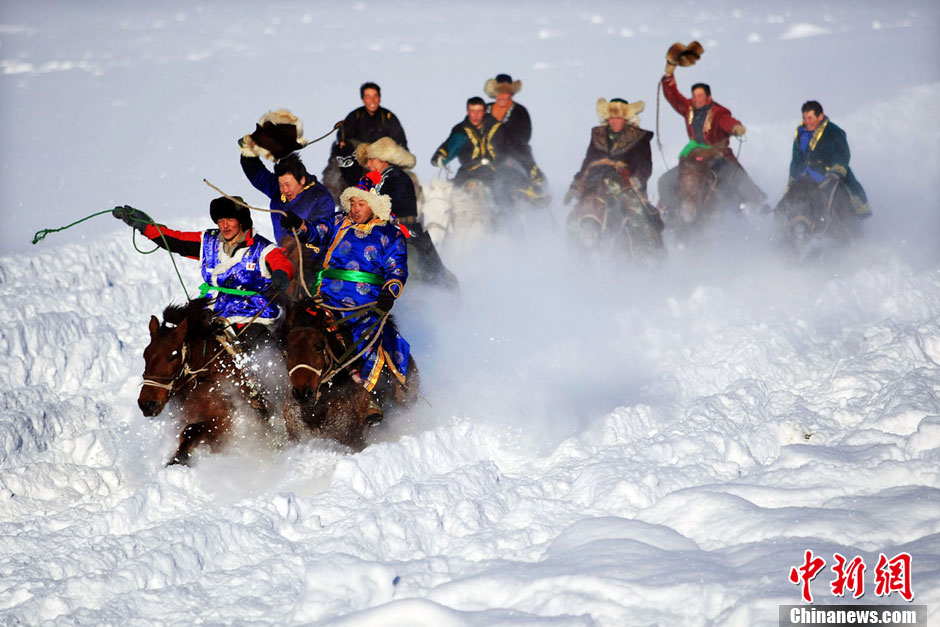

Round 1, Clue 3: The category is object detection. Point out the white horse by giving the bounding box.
[419,172,495,252]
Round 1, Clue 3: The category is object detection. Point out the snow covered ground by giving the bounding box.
[1,1,938,625]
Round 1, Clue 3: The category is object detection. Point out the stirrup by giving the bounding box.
[365,398,383,425]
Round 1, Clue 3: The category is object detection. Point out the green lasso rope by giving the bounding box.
[32,209,193,300]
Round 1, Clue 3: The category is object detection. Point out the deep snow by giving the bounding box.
[1,1,938,625]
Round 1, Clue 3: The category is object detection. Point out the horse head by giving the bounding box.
[283,300,333,404]
[139,314,189,417]
[677,148,719,223]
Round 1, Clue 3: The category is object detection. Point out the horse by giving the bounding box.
[566,161,664,262]
[656,146,726,240]
[774,176,861,260]
[138,298,269,466]
[281,299,419,450]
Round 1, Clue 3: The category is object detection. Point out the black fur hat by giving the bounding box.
[209,196,252,230]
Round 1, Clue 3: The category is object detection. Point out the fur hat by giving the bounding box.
[484,73,522,98]
[354,136,417,169]
[239,109,308,161]
[596,98,645,124]
[666,41,704,67]
[339,177,392,222]
[209,196,252,230]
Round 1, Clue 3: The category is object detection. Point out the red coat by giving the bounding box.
[661,74,741,163]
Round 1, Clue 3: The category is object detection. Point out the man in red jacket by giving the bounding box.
[659,62,767,215]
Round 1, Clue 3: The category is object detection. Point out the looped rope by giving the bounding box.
[33,208,193,300]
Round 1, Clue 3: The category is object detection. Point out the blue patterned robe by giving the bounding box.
[305,214,410,391]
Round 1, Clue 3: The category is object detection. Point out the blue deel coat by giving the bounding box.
[789,117,870,216]
[199,229,285,324]
[302,213,410,391]
[240,155,336,243]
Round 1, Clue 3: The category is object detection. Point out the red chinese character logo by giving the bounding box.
[874,552,913,601]
[830,553,866,598]
[789,550,826,603]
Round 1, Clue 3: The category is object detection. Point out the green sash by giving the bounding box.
[198,282,259,297]
[313,268,385,289]
[679,139,712,159]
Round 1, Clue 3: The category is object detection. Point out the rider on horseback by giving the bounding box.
[431,96,526,209]
[783,100,870,220]
[565,97,664,233]
[356,137,458,290]
[659,56,767,215]
[239,111,336,246]
[324,82,410,197]
[112,197,294,349]
[483,73,549,205]
[280,177,411,411]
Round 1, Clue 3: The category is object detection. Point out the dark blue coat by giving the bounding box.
[240,156,336,243]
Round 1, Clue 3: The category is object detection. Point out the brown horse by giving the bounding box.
[774,176,861,260]
[567,161,664,261]
[139,299,266,466]
[672,147,722,238]
[281,299,419,450]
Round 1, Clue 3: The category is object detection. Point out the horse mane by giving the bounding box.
[161,298,219,342]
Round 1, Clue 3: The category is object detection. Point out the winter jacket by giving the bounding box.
[373,165,418,221]
[340,106,408,150]
[432,114,507,186]
[573,124,654,191]
[661,74,741,163]
[299,213,410,391]
[789,117,870,215]
[140,224,293,325]
[240,156,336,243]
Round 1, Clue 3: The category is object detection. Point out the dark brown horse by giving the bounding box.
[774,176,861,260]
[672,147,723,238]
[567,161,664,261]
[281,299,419,450]
[139,299,266,466]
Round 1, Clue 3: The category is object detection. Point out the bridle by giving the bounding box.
[141,343,190,393]
[140,338,216,395]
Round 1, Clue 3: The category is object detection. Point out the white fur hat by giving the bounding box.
[339,186,392,222]
[484,73,522,98]
[596,98,645,124]
[354,136,417,169]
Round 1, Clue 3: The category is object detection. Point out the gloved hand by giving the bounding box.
[280,211,304,232]
[664,62,676,76]
[112,205,152,232]
[819,172,842,189]
[269,269,290,294]
[431,154,444,168]
[731,124,746,137]
[239,134,259,158]
[563,185,578,206]
[375,289,396,313]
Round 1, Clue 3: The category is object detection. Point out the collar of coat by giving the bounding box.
[219,228,254,256]
[794,116,829,152]
[340,214,387,234]
[463,114,500,136]
[592,124,648,154]
[686,102,715,134]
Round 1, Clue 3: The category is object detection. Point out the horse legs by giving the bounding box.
[166,415,229,467]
